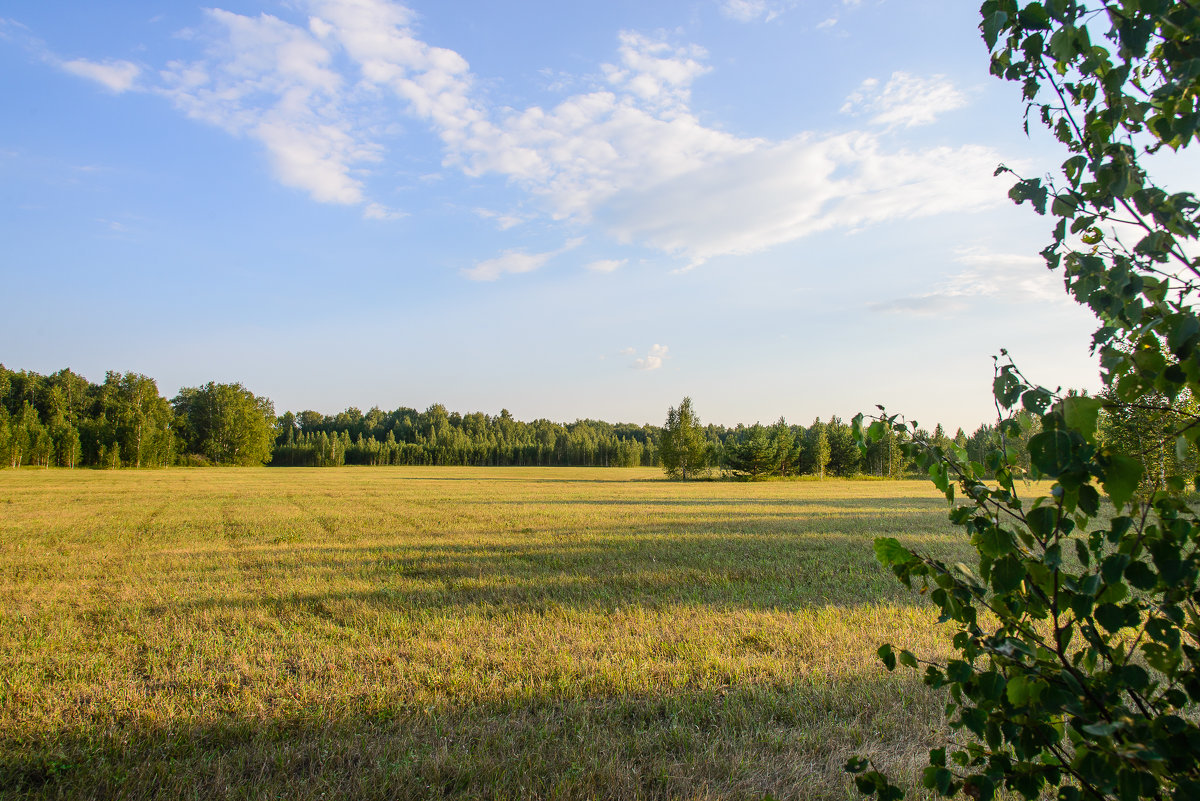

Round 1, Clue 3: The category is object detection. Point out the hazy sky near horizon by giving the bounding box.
[1,0,1116,430]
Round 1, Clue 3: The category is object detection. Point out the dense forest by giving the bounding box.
[0,364,1190,487]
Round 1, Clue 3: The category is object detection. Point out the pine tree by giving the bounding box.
[725,423,777,479]
[770,417,795,476]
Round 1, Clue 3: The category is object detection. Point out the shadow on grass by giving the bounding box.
[0,674,943,801]
[128,523,960,618]
[307,474,664,484]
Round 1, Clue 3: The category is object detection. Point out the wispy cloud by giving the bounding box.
[871,247,1064,315]
[631,344,669,370]
[158,7,378,207]
[61,58,141,92]
[2,18,141,93]
[474,208,524,230]
[718,0,794,23]
[841,72,969,128]
[586,258,626,273]
[363,202,406,220]
[18,0,1004,269]
[603,136,1004,271]
[463,237,583,281]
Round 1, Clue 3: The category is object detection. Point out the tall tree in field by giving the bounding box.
[660,397,710,480]
[173,382,275,466]
[770,417,796,476]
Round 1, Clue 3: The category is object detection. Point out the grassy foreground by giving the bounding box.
[0,467,973,800]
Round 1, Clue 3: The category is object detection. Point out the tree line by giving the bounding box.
[0,366,275,468]
[666,394,1198,492]
[3,365,1188,487]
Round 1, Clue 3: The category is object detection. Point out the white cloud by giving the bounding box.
[586,258,626,273]
[61,58,141,92]
[816,18,838,30]
[363,202,406,220]
[463,237,583,281]
[871,246,1065,315]
[474,208,524,230]
[632,343,669,371]
[159,7,376,206]
[718,0,791,22]
[1,19,142,93]
[44,0,1006,271]
[841,72,968,128]
[599,135,1005,269]
[633,342,672,371]
[426,40,999,269]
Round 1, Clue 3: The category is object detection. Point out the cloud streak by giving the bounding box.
[841,72,969,129]
[586,258,626,273]
[871,247,1066,315]
[61,58,141,92]
[463,237,583,281]
[2,18,141,93]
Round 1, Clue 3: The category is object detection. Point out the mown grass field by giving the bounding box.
[0,467,977,800]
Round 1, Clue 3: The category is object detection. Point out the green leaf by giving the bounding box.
[1007,674,1031,705]
[845,756,869,774]
[922,765,955,795]
[1029,430,1074,475]
[1102,453,1143,509]
[976,526,1016,558]
[1026,506,1060,538]
[1124,560,1156,590]
[982,10,1009,50]
[1095,603,1126,632]
[1074,538,1091,567]
[1078,484,1100,516]
[976,671,1006,701]
[873,537,911,567]
[1021,387,1052,413]
[991,555,1025,594]
[1060,396,1102,442]
[993,369,1023,408]
[1081,720,1123,737]
[877,643,897,671]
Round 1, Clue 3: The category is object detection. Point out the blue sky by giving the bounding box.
[1,0,1109,431]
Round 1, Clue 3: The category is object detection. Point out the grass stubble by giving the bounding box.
[0,468,976,800]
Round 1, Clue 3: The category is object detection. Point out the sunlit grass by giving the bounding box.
[0,467,974,800]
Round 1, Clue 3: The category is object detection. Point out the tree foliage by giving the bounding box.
[724,422,777,479]
[660,397,711,480]
[848,3,1200,799]
[173,382,275,466]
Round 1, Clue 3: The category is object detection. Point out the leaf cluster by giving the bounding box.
[847,3,1200,798]
[850,363,1200,799]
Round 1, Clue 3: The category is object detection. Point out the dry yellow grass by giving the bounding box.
[0,467,973,800]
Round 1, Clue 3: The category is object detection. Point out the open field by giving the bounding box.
[0,467,976,800]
